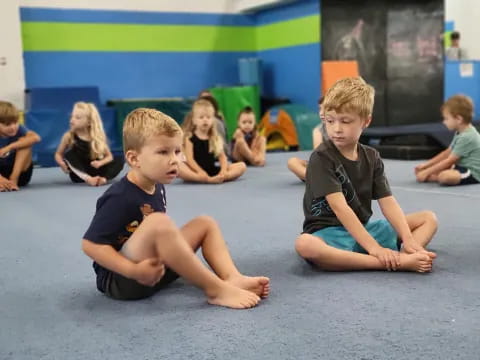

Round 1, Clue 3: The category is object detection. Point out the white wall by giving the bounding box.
[20,0,236,13]
[445,0,480,59]
[0,0,26,109]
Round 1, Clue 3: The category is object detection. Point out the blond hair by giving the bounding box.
[182,99,223,157]
[323,77,375,119]
[442,95,474,124]
[0,101,19,124]
[123,108,182,152]
[64,102,109,160]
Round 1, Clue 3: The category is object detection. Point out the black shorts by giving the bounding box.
[104,268,179,301]
[0,162,33,187]
[454,165,480,185]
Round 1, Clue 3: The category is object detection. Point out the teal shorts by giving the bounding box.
[311,219,400,253]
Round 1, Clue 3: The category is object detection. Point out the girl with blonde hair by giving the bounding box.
[179,99,246,183]
[55,102,123,186]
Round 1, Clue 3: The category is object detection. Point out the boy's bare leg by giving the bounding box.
[180,216,269,298]
[404,211,438,257]
[287,157,307,181]
[224,162,246,181]
[295,234,432,272]
[9,147,33,189]
[178,162,207,183]
[120,213,260,309]
[437,169,461,185]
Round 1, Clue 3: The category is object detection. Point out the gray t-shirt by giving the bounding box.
[303,141,391,233]
[450,125,480,181]
[445,47,467,60]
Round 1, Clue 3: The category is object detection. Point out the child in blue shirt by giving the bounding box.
[0,101,41,191]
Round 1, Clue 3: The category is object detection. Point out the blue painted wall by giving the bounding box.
[256,0,321,110]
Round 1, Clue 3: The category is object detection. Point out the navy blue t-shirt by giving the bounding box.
[0,125,28,166]
[83,176,167,292]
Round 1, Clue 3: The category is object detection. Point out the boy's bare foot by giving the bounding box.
[398,252,433,273]
[207,283,260,309]
[227,275,270,298]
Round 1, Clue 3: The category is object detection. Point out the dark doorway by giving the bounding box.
[321,0,444,127]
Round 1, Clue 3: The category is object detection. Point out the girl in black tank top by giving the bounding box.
[54,102,124,186]
[178,99,246,184]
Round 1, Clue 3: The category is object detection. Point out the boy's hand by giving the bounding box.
[132,258,165,287]
[370,247,401,271]
[0,145,11,158]
[414,163,427,174]
[416,170,429,182]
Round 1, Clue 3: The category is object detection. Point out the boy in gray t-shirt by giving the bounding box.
[416,95,480,185]
[296,77,437,273]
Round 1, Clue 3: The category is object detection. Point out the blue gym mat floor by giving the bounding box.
[2,151,479,360]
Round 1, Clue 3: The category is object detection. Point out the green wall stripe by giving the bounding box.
[21,15,321,52]
[256,15,320,51]
[22,22,256,52]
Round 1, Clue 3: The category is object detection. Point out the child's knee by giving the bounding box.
[295,234,316,258]
[287,157,298,170]
[145,213,176,234]
[422,210,438,230]
[237,161,247,172]
[194,215,217,228]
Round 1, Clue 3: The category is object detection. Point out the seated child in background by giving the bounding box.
[178,99,246,184]
[295,77,437,273]
[415,95,480,186]
[0,101,41,192]
[55,102,124,186]
[287,97,326,181]
[82,108,269,308]
[231,106,266,166]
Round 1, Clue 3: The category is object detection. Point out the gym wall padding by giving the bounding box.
[107,98,194,137]
[322,61,359,94]
[210,86,260,139]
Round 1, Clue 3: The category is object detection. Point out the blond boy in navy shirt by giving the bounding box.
[82,108,269,308]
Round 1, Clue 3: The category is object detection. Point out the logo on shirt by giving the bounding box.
[310,165,357,216]
[140,204,154,218]
[120,204,156,243]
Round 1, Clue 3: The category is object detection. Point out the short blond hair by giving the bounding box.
[442,95,474,124]
[0,101,19,124]
[323,77,375,119]
[123,108,182,152]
